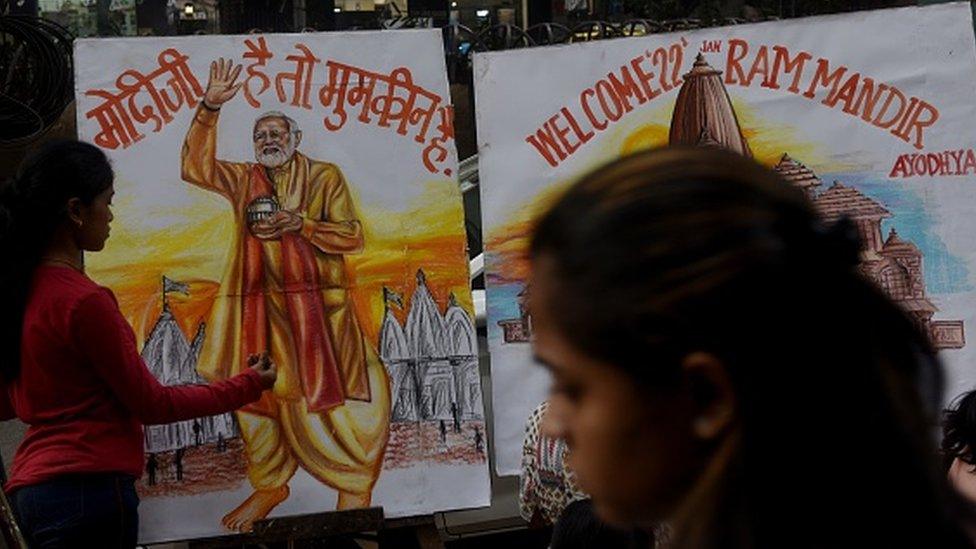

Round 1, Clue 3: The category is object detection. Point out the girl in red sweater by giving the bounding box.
[0,140,277,548]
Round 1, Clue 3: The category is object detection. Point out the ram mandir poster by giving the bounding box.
[475,2,976,475]
[74,30,490,543]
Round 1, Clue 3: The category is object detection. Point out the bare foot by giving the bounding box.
[221,485,290,532]
[336,490,371,510]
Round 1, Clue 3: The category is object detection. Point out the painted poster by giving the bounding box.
[74,30,489,543]
[475,2,976,475]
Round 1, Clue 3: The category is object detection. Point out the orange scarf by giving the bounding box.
[241,164,345,415]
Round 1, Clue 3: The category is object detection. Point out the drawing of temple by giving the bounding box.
[380,270,484,422]
[771,153,822,199]
[498,287,532,343]
[773,158,965,349]
[142,278,238,453]
[669,53,752,157]
[665,53,964,350]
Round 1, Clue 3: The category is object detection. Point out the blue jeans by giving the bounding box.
[10,474,139,548]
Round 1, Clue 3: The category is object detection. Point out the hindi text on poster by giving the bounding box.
[84,42,456,176]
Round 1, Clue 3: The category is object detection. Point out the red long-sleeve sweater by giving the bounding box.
[3,265,264,492]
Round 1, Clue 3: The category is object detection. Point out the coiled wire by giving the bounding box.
[0,14,74,147]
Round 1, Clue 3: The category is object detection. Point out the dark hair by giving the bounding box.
[943,390,976,472]
[531,147,970,547]
[0,140,113,380]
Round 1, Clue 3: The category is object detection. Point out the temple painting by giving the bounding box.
[475,3,976,475]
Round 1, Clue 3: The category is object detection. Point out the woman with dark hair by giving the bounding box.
[0,140,277,548]
[530,147,972,548]
[944,390,976,504]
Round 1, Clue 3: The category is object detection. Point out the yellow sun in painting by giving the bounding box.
[488,97,843,288]
[620,123,670,156]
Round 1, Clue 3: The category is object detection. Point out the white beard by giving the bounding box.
[256,141,296,168]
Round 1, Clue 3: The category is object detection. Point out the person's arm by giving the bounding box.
[70,288,267,425]
[269,166,365,253]
[180,106,248,199]
[301,167,365,254]
[180,58,248,199]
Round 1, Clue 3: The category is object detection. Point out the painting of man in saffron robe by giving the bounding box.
[74,31,490,544]
[180,58,390,531]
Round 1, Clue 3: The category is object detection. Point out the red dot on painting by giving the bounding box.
[445,169,453,176]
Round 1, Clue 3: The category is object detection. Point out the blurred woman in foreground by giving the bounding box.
[531,147,972,548]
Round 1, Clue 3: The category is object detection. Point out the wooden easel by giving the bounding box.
[187,508,445,549]
[0,450,28,549]
[0,488,28,549]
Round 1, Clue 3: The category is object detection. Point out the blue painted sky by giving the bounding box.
[485,276,525,343]
[485,171,973,344]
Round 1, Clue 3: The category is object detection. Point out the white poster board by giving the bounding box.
[475,3,976,475]
[75,30,490,543]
